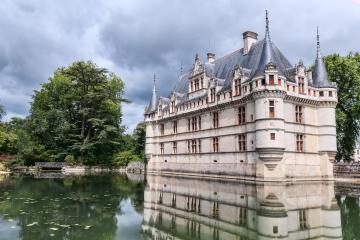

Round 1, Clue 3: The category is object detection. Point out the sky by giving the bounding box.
[0,0,359,132]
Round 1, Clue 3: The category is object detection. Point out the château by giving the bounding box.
[144,13,337,181]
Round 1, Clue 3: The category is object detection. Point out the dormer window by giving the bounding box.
[171,101,176,113]
[234,79,241,96]
[269,75,274,85]
[298,77,305,94]
[210,88,216,102]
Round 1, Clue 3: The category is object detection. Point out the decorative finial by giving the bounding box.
[195,53,199,61]
[265,10,270,40]
[316,27,321,58]
[153,73,156,83]
[180,62,183,75]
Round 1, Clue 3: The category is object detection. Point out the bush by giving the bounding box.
[64,155,78,166]
[111,150,141,167]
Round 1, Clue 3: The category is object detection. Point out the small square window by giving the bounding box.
[270,133,276,140]
[329,91,333,97]
[273,226,278,234]
[319,91,324,97]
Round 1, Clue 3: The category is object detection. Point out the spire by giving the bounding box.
[265,10,271,41]
[146,73,158,113]
[313,27,332,87]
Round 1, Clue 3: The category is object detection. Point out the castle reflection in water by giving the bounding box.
[141,175,342,239]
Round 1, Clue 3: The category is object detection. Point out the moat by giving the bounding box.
[0,173,359,240]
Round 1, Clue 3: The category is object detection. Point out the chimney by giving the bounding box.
[207,52,215,63]
[243,31,258,55]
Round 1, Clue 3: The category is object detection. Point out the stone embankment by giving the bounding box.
[334,162,360,177]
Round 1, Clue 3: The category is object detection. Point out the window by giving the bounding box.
[200,78,204,88]
[308,89,311,95]
[210,88,216,102]
[191,140,197,153]
[261,79,266,85]
[238,134,246,152]
[173,142,177,154]
[270,133,275,140]
[212,201,219,219]
[171,101,176,113]
[269,100,275,118]
[160,124,165,136]
[292,86,295,92]
[319,91,324,97]
[256,80,259,87]
[296,134,304,152]
[192,117,197,131]
[160,143,164,154]
[213,112,219,128]
[238,207,247,226]
[299,210,307,229]
[190,81,194,92]
[213,137,219,152]
[198,140,201,153]
[238,106,246,124]
[298,77,305,94]
[329,91,333,97]
[195,79,199,91]
[187,141,191,153]
[198,116,202,130]
[287,85,290,91]
[173,120,178,134]
[295,106,303,123]
[234,79,241,96]
[273,226,278,234]
[187,119,191,132]
[269,74,274,85]
[278,79,282,86]
[313,90,316,96]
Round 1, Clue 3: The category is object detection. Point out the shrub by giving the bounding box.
[64,155,77,166]
[112,150,141,167]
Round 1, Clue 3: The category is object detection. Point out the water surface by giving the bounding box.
[0,174,359,239]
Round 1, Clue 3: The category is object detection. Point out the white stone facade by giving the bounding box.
[144,21,337,181]
[141,175,342,239]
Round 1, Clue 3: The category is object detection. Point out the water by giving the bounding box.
[0,173,359,240]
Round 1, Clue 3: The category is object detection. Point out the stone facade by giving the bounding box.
[144,15,337,181]
[141,175,342,239]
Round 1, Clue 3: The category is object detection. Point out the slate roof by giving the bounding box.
[170,32,294,95]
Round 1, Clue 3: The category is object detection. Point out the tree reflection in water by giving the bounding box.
[0,173,144,240]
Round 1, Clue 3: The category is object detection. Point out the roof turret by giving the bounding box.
[313,27,333,88]
[145,74,158,114]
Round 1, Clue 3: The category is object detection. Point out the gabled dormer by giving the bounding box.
[264,62,279,86]
[295,60,307,94]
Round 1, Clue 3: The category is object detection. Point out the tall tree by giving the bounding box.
[0,103,5,121]
[29,61,127,164]
[325,53,360,161]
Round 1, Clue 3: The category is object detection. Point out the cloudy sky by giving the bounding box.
[0,0,359,131]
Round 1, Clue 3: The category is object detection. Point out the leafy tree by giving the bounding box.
[133,122,146,159]
[325,53,360,161]
[29,61,128,164]
[0,104,5,121]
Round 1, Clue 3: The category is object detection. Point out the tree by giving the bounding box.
[0,104,5,121]
[29,61,128,164]
[133,122,146,159]
[325,53,360,161]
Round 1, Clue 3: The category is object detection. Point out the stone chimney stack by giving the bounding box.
[243,31,258,55]
[207,52,215,63]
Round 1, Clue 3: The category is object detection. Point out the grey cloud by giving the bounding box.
[0,0,359,131]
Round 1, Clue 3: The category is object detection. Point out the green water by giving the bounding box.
[0,174,359,240]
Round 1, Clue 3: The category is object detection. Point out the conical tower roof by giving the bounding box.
[313,28,333,88]
[145,74,158,114]
[250,10,292,78]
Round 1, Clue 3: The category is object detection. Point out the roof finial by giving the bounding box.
[195,53,199,61]
[180,62,183,75]
[265,10,270,40]
[316,26,321,58]
[153,73,156,84]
